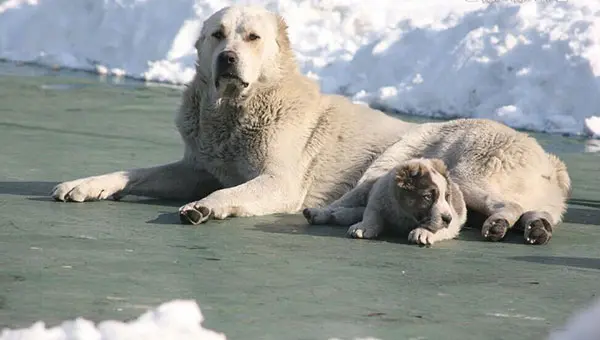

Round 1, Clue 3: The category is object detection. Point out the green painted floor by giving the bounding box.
[1,62,600,340]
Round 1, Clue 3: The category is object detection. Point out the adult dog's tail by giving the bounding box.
[547,153,571,199]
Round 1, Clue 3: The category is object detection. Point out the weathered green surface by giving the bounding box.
[1,62,600,340]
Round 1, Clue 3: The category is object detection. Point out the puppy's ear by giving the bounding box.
[395,162,424,190]
[430,158,447,176]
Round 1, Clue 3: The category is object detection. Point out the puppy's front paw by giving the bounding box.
[346,223,380,239]
[51,176,123,202]
[302,208,332,225]
[178,201,226,225]
[408,228,436,246]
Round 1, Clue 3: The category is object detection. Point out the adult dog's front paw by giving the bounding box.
[51,176,123,202]
[346,223,380,239]
[178,201,229,225]
[408,228,436,246]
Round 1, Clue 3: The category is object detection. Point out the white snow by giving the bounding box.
[0,299,383,340]
[0,300,227,340]
[548,298,600,340]
[3,297,600,340]
[1,0,600,136]
[583,116,600,138]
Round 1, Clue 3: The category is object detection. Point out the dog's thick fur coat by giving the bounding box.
[304,158,468,245]
[304,118,571,244]
[50,5,570,244]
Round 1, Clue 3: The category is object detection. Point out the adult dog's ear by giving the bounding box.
[194,33,205,52]
[275,15,291,50]
[429,158,447,176]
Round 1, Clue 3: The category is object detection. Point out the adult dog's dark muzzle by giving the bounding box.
[215,51,248,88]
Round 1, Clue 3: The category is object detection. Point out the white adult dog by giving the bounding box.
[51,5,570,245]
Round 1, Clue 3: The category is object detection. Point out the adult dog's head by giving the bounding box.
[194,6,296,97]
[394,158,466,232]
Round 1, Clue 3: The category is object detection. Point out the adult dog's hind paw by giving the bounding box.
[481,216,510,242]
[519,211,554,245]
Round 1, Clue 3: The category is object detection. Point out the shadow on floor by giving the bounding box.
[509,256,600,270]
[568,198,600,210]
[146,211,182,225]
[250,215,527,245]
[0,181,58,196]
[563,206,600,225]
[3,180,598,230]
[0,180,185,206]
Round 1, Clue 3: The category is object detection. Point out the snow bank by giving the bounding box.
[0,299,382,340]
[1,0,599,135]
[0,300,226,340]
[3,297,599,340]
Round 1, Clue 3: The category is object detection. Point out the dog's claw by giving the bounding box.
[179,206,212,225]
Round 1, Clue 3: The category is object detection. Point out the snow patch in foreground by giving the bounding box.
[3,298,600,340]
[1,0,600,135]
[0,299,382,340]
[0,300,226,340]
[548,298,600,340]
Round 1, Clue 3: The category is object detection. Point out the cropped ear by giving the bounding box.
[429,158,447,176]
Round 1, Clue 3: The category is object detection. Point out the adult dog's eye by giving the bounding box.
[422,193,432,201]
[248,33,260,41]
[212,31,225,40]
[445,192,450,200]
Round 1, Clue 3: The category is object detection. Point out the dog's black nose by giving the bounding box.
[441,213,452,225]
[217,51,238,67]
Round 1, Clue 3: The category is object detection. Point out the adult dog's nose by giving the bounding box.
[217,51,238,70]
[441,213,453,225]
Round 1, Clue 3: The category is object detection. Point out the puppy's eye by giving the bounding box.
[445,192,450,200]
[212,31,225,40]
[248,33,260,41]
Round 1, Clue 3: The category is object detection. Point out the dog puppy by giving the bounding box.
[304,158,467,245]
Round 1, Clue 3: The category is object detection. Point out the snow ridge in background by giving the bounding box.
[0,0,599,136]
